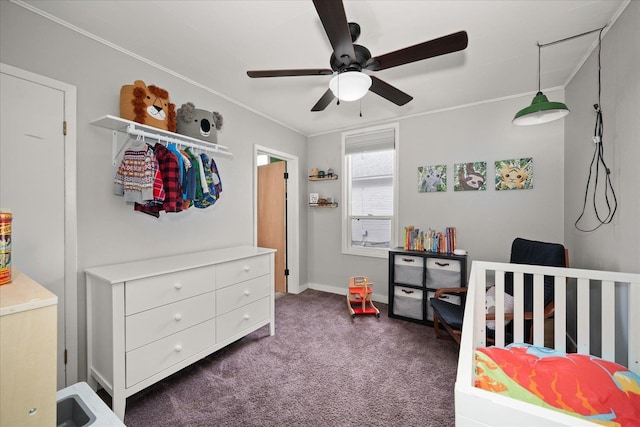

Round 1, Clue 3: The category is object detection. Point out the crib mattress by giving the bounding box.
[475,344,640,426]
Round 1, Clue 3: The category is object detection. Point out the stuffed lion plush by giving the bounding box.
[120,80,176,132]
[176,102,224,144]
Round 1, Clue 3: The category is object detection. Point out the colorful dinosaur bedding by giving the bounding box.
[475,344,640,426]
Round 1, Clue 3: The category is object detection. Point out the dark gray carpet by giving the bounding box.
[114,289,459,426]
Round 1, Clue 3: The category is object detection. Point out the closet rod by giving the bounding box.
[125,124,232,156]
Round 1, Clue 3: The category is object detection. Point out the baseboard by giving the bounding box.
[305,282,389,305]
[287,282,308,295]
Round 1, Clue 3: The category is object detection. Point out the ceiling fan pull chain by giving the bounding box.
[359,99,363,117]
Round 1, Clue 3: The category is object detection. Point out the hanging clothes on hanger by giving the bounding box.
[166,143,184,189]
[209,155,223,197]
[134,143,183,217]
[180,149,197,210]
[194,153,219,209]
[184,148,204,202]
[114,139,156,204]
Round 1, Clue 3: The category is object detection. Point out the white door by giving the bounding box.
[0,72,66,388]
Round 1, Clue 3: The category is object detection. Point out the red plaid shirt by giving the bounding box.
[135,144,182,216]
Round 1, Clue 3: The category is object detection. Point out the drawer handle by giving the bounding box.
[243,266,250,272]
[402,258,415,262]
[174,313,182,321]
[243,314,250,321]
[435,262,450,267]
[174,344,182,352]
[244,290,251,296]
[174,282,183,290]
[401,289,414,294]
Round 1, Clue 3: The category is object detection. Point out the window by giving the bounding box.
[342,124,398,257]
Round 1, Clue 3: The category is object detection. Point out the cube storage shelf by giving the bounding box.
[388,249,467,325]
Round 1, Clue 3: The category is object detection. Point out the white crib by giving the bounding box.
[455,261,640,427]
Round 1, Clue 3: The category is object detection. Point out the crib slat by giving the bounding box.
[601,280,616,362]
[554,276,566,352]
[475,267,487,349]
[513,272,524,344]
[576,277,590,355]
[494,272,505,347]
[532,274,544,346]
[629,282,640,376]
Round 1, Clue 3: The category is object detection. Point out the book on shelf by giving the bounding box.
[404,226,457,253]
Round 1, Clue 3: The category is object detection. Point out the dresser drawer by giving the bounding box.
[216,255,270,289]
[125,266,215,315]
[126,319,215,388]
[216,297,270,343]
[393,255,424,286]
[125,292,215,351]
[426,258,462,288]
[216,275,270,316]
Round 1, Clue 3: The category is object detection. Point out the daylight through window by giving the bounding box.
[342,124,398,256]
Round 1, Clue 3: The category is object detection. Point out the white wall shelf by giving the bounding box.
[90,115,232,165]
[308,175,338,181]
[309,203,338,208]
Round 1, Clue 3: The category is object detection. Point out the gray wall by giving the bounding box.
[564,0,639,274]
[307,91,566,298]
[563,0,639,362]
[0,1,308,382]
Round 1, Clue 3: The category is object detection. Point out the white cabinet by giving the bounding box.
[0,269,58,427]
[85,246,275,421]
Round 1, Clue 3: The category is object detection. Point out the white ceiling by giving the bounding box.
[21,0,627,136]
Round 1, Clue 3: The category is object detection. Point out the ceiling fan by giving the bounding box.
[247,0,468,112]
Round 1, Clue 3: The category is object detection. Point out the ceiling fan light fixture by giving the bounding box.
[513,91,570,125]
[329,71,372,101]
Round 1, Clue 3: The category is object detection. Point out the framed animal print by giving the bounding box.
[495,158,533,190]
[418,165,446,193]
[454,162,486,191]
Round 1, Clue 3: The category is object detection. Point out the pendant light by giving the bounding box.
[513,43,569,126]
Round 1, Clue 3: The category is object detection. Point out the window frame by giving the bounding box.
[341,123,399,258]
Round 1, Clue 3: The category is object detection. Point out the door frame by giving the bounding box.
[253,145,300,294]
[1,63,78,386]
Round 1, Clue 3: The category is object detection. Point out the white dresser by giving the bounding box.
[85,246,275,421]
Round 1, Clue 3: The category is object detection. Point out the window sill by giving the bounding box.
[342,246,390,259]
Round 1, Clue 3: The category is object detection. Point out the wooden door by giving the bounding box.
[0,72,66,387]
[257,161,286,293]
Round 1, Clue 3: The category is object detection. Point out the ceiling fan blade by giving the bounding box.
[369,76,413,106]
[311,89,336,112]
[366,31,468,71]
[247,69,333,78]
[313,0,356,66]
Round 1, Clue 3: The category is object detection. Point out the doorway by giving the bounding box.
[254,145,300,294]
[257,158,287,294]
[0,63,78,388]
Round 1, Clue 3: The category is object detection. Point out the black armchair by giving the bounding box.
[430,238,567,345]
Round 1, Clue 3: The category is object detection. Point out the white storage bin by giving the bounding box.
[426,258,462,288]
[394,255,423,286]
[393,286,423,320]
[427,290,462,321]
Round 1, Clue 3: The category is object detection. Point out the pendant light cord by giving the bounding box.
[574,28,618,232]
[536,43,542,92]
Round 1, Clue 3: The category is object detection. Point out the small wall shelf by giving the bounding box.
[309,175,338,181]
[90,115,232,165]
[309,203,338,208]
